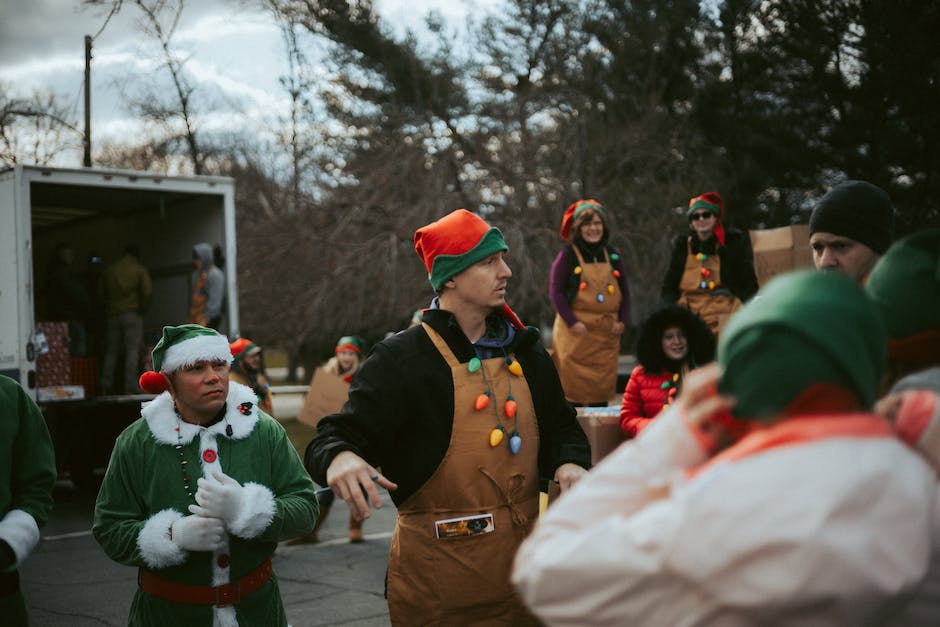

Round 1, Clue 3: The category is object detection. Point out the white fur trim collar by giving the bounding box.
[142,382,260,445]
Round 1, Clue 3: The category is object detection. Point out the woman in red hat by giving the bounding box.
[660,192,758,335]
[549,199,631,406]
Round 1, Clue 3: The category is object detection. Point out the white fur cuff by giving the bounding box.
[138,509,187,569]
[228,483,275,539]
[0,509,40,571]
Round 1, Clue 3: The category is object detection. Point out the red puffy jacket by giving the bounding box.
[619,366,674,437]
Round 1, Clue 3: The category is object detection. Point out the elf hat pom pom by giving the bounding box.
[138,324,233,394]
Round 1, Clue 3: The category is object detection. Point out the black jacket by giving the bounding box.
[304,308,592,505]
[660,229,759,304]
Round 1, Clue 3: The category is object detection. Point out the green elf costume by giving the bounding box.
[0,375,57,627]
[93,325,317,627]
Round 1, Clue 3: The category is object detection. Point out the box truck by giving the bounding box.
[0,164,239,489]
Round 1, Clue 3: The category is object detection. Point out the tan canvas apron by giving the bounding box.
[552,246,622,404]
[386,324,540,626]
[677,237,741,336]
[188,272,207,325]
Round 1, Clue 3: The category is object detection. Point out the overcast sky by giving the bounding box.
[0,0,498,165]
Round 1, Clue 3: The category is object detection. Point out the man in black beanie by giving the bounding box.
[808,180,895,282]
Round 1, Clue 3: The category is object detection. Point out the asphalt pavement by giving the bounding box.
[21,391,398,627]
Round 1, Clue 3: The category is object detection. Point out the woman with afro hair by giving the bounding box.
[619,305,714,437]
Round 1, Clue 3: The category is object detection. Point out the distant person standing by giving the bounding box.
[229,338,273,415]
[0,374,56,627]
[660,192,758,335]
[44,242,91,356]
[101,244,152,395]
[188,242,225,331]
[809,180,895,282]
[549,199,631,406]
[289,335,367,545]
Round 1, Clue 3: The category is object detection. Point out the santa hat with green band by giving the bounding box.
[559,199,607,242]
[335,335,365,354]
[865,228,940,367]
[717,270,886,420]
[138,324,233,394]
[414,209,509,292]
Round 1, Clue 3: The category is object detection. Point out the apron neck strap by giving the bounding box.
[422,322,461,369]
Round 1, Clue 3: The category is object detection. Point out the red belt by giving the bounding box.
[138,558,272,606]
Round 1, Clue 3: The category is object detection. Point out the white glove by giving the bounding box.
[190,471,244,525]
[170,515,225,552]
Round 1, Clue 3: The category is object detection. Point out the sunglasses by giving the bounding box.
[690,211,714,221]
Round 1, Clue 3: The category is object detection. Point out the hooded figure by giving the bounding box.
[189,243,225,331]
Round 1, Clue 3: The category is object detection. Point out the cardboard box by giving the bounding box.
[37,386,85,402]
[297,367,350,429]
[576,406,626,466]
[749,224,814,287]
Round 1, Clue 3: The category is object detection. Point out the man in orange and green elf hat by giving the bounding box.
[305,209,590,625]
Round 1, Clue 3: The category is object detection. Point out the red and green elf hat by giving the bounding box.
[559,199,607,242]
[138,324,233,394]
[865,228,940,367]
[688,192,725,245]
[229,337,260,363]
[335,335,365,355]
[414,209,509,292]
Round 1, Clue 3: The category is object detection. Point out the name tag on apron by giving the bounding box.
[434,513,495,539]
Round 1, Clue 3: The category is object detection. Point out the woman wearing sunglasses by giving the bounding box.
[660,192,758,336]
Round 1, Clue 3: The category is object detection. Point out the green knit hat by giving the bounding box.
[718,270,886,419]
[865,229,940,366]
[335,335,365,355]
[414,209,509,292]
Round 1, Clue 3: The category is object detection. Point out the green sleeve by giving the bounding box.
[255,417,318,543]
[6,379,56,525]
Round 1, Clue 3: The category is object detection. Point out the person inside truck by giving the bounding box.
[93,324,317,626]
[100,244,152,395]
[0,375,57,627]
[188,243,225,331]
[43,241,92,357]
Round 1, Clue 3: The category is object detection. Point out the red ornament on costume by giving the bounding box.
[139,371,168,394]
[202,449,217,463]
